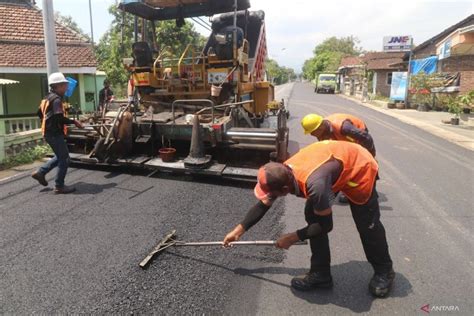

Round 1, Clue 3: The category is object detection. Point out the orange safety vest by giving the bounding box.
[39,95,68,136]
[284,140,378,205]
[326,113,367,143]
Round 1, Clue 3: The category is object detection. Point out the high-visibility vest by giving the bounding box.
[39,94,68,136]
[284,140,378,205]
[326,113,367,143]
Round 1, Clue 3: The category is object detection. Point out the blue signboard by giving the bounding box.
[409,56,438,75]
[390,72,407,101]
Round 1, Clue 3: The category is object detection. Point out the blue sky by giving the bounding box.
[39,0,474,72]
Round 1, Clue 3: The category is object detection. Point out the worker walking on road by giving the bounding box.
[31,72,84,194]
[301,113,376,157]
[223,141,394,297]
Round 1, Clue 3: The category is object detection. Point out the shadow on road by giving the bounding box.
[234,261,412,313]
[163,252,411,314]
[71,181,118,195]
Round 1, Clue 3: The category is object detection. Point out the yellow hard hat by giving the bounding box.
[301,114,323,134]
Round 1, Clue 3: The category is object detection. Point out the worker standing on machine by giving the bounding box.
[301,113,376,203]
[32,72,84,194]
[98,79,114,113]
[223,141,394,298]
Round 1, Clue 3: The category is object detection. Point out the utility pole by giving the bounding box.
[41,0,59,76]
[89,0,98,111]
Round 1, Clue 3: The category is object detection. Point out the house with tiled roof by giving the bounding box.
[362,52,407,97]
[0,0,104,161]
[0,0,103,117]
[337,56,364,93]
[338,52,407,97]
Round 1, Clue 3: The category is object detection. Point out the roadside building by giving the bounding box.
[338,53,407,98]
[363,52,407,98]
[409,14,474,94]
[337,56,364,94]
[0,0,103,161]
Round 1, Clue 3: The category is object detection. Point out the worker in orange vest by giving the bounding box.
[223,141,394,298]
[32,72,84,194]
[302,113,376,203]
[301,113,376,157]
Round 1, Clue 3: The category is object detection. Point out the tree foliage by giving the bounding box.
[96,5,207,93]
[302,36,362,80]
[266,58,296,85]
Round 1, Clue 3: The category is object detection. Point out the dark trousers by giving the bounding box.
[306,187,393,274]
[39,134,70,188]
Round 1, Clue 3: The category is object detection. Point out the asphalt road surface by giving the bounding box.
[1,82,473,315]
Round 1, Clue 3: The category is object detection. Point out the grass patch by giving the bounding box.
[0,145,52,171]
[371,94,390,102]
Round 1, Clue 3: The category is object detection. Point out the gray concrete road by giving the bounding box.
[0,82,472,315]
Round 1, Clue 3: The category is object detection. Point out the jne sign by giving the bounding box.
[383,36,413,52]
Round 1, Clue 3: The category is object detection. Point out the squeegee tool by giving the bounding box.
[139,230,308,268]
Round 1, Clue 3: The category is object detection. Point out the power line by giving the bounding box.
[197,17,211,29]
[190,18,211,31]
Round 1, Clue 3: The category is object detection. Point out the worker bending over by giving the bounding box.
[301,113,376,157]
[223,141,394,298]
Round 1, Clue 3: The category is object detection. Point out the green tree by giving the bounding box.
[313,36,361,56]
[303,36,362,81]
[266,58,295,85]
[96,5,206,93]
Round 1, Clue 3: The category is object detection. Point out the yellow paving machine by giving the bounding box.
[66,0,288,180]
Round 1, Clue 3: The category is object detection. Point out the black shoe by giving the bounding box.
[32,171,48,186]
[338,193,349,203]
[291,271,333,291]
[54,185,76,194]
[369,269,395,298]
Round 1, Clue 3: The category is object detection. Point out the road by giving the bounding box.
[0,82,472,315]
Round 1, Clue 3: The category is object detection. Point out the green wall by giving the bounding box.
[83,74,106,112]
[1,72,105,115]
[4,74,44,115]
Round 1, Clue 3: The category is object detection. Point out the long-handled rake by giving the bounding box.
[139,230,308,268]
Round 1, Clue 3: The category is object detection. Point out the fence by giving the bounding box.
[0,116,43,161]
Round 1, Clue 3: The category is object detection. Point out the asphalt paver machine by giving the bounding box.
[66,0,289,180]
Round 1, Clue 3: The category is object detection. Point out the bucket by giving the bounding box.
[211,85,222,97]
[65,77,78,97]
[159,147,176,162]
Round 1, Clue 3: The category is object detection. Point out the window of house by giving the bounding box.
[386,72,393,85]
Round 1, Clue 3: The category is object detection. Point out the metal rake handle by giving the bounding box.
[174,240,308,246]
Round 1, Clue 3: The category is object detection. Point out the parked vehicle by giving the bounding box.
[315,73,336,94]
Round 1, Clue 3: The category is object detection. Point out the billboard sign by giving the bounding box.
[383,36,413,52]
[390,72,408,101]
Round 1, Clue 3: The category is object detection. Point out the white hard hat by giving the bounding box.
[48,72,69,86]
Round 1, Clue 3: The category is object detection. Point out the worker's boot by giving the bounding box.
[54,185,76,194]
[291,271,333,291]
[369,269,395,298]
[31,171,48,186]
